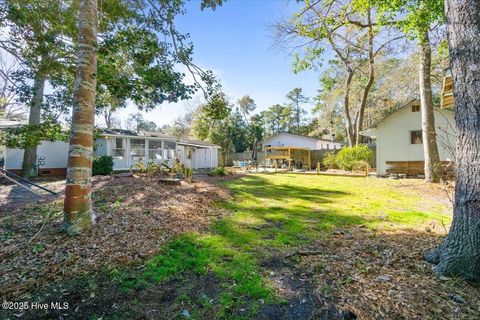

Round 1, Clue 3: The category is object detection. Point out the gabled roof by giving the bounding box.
[99,129,220,148]
[264,132,342,144]
[178,139,220,148]
[100,129,176,140]
[0,118,28,129]
[365,99,419,129]
[362,98,454,136]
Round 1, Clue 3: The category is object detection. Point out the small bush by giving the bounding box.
[182,167,194,182]
[352,160,369,172]
[335,145,372,171]
[322,152,338,169]
[208,167,227,177]
[92,155,114,176]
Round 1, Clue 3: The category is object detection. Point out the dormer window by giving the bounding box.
[412,105,420,112]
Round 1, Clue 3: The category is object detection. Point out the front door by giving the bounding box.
[177,146,184,166]
[185,147,193,168]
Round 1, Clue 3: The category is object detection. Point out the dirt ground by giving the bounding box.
[0,177,65,213]
[300,228,480,319]
[1,175,477,320]
[0,174,234,300]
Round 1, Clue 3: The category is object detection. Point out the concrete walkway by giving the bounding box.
[0,179,64,213]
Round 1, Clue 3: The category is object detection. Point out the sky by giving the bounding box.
[111,0,321,128]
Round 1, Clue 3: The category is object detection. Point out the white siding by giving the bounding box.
[94,137,108,157]
[265,133,342,150]
[195,149,206,169]
[376,106,455,175]
[265,133,318,149]
[6,141,69,170]
[211,148,218,167]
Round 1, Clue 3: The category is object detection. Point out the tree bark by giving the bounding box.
[343,69,355,146]
[419,30,441,183]
[424,0,480,282]
[295,100,300,135]
[355,11,375,146]
[21,74,46,177]
[104,107,112,129]
[63,0,97,235]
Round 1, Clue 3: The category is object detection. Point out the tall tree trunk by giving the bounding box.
[63,0,97,235]
[295,100,300,134]
[424,0,480,282]
[104,107,112,129]
[355,11,375,146]
[21,74,46,177]
[343,69,355,146]
[419,30,441,183]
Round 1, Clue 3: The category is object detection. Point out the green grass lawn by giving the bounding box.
[119,174,451,319]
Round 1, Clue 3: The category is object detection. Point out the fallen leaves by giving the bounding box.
[301,227,480,320]
[0,174,234,301]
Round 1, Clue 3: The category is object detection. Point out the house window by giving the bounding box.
[410,131,423,144]
[130,139,146,159]
[111,138,125,159]
[148,140,162,160]
[163,141,176,160]
[412,105,420,112]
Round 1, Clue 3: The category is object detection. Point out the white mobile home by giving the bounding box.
[3,141,70,177]
[361,100,456,176]
[2,128,220,177]
[1,119,70,177]
[263,132,343,150]
[95,130,220,171]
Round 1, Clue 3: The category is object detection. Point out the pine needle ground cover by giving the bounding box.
[1,174,478,319]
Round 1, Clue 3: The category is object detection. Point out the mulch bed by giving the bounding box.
[0,174,237,300]
[300,227,480,319]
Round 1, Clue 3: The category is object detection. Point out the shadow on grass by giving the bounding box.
[115,174,367,318]
[12,231,474,320]
[8,175,458,320]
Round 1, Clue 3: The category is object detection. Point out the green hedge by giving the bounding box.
[322,152,338,169]
[208,167,227,176]
[92,155,114,176]
[334,145,372,171]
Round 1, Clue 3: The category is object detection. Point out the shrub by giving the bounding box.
[322,152,338,169]
[335,145,372,171]
[92,155,114,176]
[182,167,194,182]
[208,167,227,177]
[351,160,369,172]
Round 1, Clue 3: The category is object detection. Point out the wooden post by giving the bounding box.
[288,148,291,171]
[317,162,320,174]
[308,149,311,170]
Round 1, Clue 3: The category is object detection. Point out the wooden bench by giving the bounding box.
[386,161,424,176]
[386,161,454,177]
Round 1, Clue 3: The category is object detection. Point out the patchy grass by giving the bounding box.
[5,173,477,320]
[219,174,450,247]
[105,174,458,319]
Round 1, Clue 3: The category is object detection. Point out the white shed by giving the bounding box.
[361,100,456,176]
[263,132,342,150]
